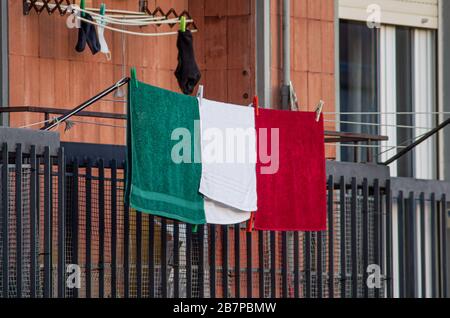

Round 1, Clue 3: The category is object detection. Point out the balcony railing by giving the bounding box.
[0,128,448,298]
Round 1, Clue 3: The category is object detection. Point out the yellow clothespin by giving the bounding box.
[180,16,187,32]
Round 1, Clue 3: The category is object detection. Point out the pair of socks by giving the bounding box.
[75,14,101,55]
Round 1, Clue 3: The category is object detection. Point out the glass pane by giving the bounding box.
[396,27,414,178]
[339,21,379,162]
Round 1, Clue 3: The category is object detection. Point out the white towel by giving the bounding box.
[203,198,251,225]
[199,98,257,224]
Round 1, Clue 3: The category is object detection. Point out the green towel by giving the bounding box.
[125,79,206,225]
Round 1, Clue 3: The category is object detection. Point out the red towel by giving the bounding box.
[254,109,327,232]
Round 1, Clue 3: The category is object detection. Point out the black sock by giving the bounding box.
[75,14,101,55]
[174,30,201,95]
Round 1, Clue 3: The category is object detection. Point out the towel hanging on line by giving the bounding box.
[254,109,327,232]
[125,77,206,225]
[199,98,257,225]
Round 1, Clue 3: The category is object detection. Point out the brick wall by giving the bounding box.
[8,0,335,151]
[8,0,255,145]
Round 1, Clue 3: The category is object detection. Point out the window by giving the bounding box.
[339,20,437,179]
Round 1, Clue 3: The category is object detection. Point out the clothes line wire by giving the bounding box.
[377,130,431,158]
[69,119,126,129]
[325,119,434,130]
[82,7,194,26]
[325,144,406,149]
[27,0,152,16]
[76,15,197,37]
[324,111,450,115]
[27,2,196,32]
[19,117,55,129]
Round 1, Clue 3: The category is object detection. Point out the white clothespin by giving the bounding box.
[315,100,325,122]
[289,81,299,111]
[197,85,204,104]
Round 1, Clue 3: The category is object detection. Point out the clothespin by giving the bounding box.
[315,100,325,122]
[247,95,259,233]
[99,3,106,27]
[80,0,86,18]
[289,81,299,111]
[192,224,198,234]
[180,16,187,32]
[100,3,106,16]
[130,67,138,88]
[253,95,259,117]
[100,3,106,19]
[246,213,255,233]
[196,85,204,104]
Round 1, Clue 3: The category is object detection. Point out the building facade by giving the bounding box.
[0,0,449,299]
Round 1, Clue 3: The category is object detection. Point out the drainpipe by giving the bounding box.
[439,0,450,181]
[281,0,291,110]
[256,0,271,109]
[0,1,8,127]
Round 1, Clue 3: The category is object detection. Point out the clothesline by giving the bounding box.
[78,7,194,26]
[324,119,434,130]
[27,1,197,36]
[325,143,406,149]
[76,15,197,37]
[70,119,126,129]
[324,111,450,115]
[27,1,157,17]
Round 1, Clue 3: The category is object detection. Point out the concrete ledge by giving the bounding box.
[391,177,450,198]
[0,127,60,156]
[326,161,390,185]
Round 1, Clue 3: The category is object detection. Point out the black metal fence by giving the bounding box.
[0,141,449,298]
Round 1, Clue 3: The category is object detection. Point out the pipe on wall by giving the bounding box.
[281,0,291,110]
[438,0,450,181]
[256,0,271,109]
[0,0,8,127]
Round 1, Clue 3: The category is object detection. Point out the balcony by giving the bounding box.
[0,127,448,298]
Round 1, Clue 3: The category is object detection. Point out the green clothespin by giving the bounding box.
[130,67,138,88]
[80,0,86,18]
[99,3,106,25]
[100,3,106,16]
[180,16,187,32]
[192,224,198,233]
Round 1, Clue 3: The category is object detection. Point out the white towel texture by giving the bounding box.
[199,98,257,224]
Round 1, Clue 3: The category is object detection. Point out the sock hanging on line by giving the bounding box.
[174,30,201,95]
[76,14,101,55]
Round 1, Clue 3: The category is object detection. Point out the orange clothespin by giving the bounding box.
[246,213,255,233]
[253,95,259,117]
[247,95,259,233]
